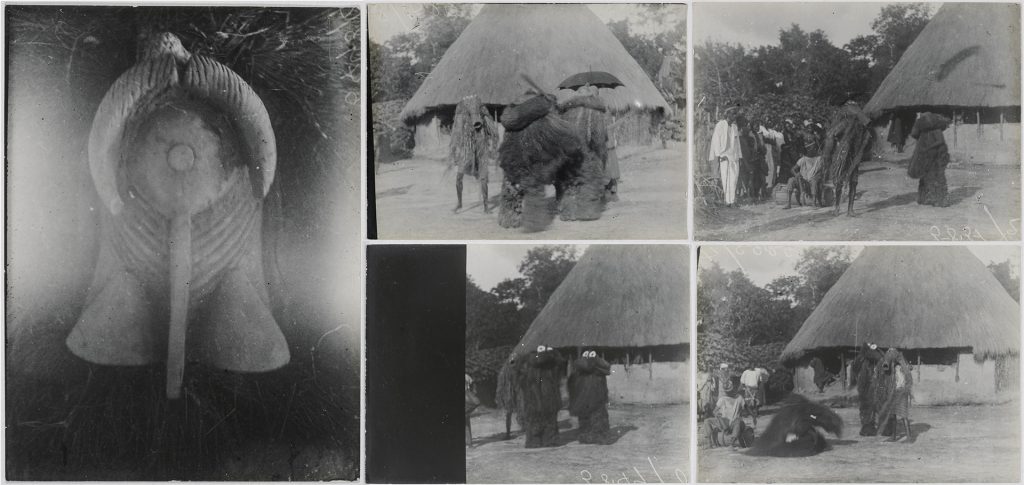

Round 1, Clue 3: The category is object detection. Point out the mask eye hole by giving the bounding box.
[589,351,597,358]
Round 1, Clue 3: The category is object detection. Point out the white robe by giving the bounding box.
[709,120,741,204]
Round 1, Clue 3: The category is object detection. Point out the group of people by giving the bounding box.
[471,346,615,448]
[709,100,955,213]
[697,363,770,449]
[708,108,824,207]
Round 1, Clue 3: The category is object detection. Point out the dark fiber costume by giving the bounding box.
[749,394,843,457]
[496,355,523,439]
[450,95,498,213]
[568,354,612,444]
[907,113,952,207]
[874,348,913,440]
[809,357,834,392]
[498,94,594,231]
[517,349,565,448]
[818,104,873,216]
[558,96,608,220]
[853,343,884,436]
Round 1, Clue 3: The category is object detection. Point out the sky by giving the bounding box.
[467,244,588,291]
[694,2,940,49]
[368,3,686,44]
[698,245,1020,287]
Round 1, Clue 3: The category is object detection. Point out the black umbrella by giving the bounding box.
[557,71,624,90]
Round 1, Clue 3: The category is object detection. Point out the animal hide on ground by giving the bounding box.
[749,394,843,457]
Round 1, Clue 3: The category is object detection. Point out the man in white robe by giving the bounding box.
[709,111,742,206]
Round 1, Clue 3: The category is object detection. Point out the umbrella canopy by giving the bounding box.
[558,71,624,90]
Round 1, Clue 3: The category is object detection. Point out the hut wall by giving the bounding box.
[911,353,1005,404]
[877,119,1021,165]
[792,365,817,394]
[995,355,1019,393]
[412,116,451,159]
[607,361,688,404]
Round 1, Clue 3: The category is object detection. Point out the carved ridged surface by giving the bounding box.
[88,54,178,215]
[108,171,262,301]
[183,55,277,197]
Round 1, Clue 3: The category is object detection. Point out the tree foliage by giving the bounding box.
[846,4,932,89]
[369,4,471,102]
[466,246,579,353]
[988,260,1021,303]
[697,247,852,372]
[695,4,931,124]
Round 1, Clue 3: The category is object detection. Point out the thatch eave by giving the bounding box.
[398,4,671,124]
[781,246,1020,366]
[864,3,1021,113]
[516,245,689,354]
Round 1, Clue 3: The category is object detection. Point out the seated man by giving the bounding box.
[698,392,751,449]
[784,155,823,209]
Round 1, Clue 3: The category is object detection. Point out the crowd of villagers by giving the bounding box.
[696,343,915,454]
[707,100,955,213]
[465,346,617,448]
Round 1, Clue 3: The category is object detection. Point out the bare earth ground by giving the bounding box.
[468,404,690,483]
[697,158,1021,241]
[698,402,1020,483]
[374,143,687,239]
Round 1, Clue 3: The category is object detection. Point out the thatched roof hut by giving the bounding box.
[864,3,1020,114]
[516,244,689,404]
[782,246,1020,364]
[399,4,669,124]
[517,245,688,352]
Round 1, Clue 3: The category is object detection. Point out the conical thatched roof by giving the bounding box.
[781,247,1020,364]
[517,245,688,352]
[864,3,1021,113]
[399,4,670,122]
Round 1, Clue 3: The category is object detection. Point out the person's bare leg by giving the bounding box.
[481,178,491,213]
[454,173,464,213]
[846,176,858,217]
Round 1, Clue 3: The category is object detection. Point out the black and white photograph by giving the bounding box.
[466,244,690,483]
[369,4,687,239]
[6,7,361,480]
[696,244,1020,482]
[693,3,1021,241]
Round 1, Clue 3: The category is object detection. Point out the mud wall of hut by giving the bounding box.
[413,116,451,159]
[607,361,688,405]
[875,118,1021,165]
[793,352,1013,405]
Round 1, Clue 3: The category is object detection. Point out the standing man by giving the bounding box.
[709,108,742,207]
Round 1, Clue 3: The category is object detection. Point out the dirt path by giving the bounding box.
[374,144,687,239]
[468,404,690,483]
[698,402,1020,482]
[697,159,1020,241]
